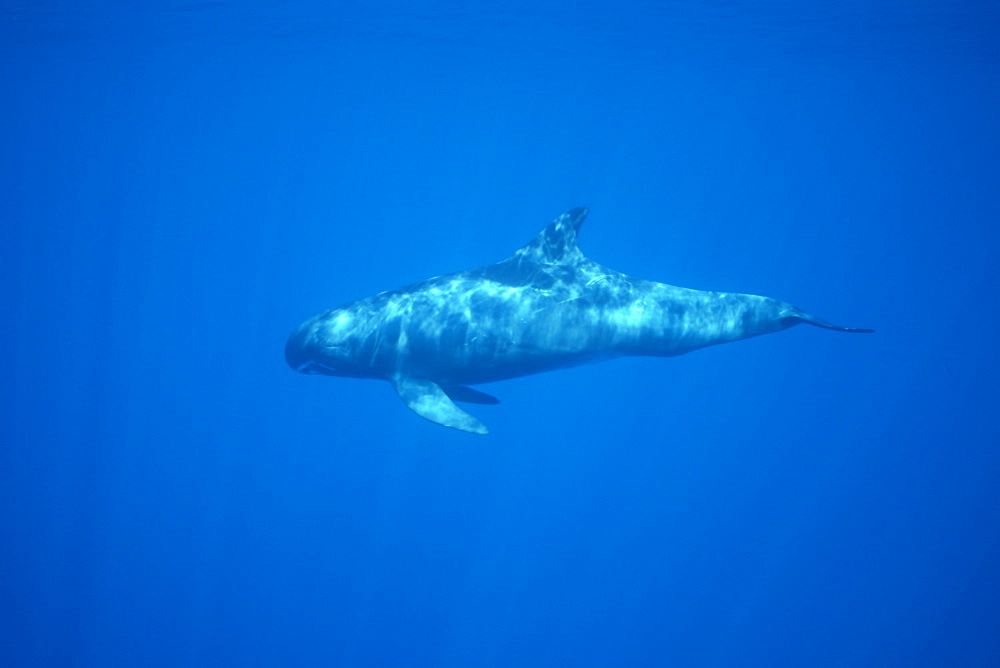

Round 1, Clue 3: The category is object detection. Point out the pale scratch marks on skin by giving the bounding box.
[585,274,614,287]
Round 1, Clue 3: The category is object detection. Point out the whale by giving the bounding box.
[285,207,872,434]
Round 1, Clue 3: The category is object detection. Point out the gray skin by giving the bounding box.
[285,207,872,434]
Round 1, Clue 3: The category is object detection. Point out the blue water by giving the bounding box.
[4,2,1000,666]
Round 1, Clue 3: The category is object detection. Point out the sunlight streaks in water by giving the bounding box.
[2,1,999,68]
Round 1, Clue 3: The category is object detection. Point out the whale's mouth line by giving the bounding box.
[295,360,339,374]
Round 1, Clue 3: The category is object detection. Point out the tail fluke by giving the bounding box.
[791,309,874,333]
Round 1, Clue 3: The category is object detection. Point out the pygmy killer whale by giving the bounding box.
[285,207,872,434]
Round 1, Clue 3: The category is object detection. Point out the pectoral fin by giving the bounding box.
[391,376,489,434]
[442,385,500,405]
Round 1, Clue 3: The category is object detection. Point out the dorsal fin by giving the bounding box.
[512,207,589,265]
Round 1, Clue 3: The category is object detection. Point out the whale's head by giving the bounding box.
[285,308,378,378]
[285,315,323,374]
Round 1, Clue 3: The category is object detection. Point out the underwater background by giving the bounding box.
[4,2,999,666]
